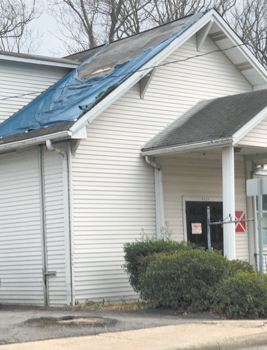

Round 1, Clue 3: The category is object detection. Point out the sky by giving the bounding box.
[28,6,68,58]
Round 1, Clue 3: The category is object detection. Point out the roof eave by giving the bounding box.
[0,130,73,153]
[211,12,267,87]
[141,138,234,156]
[0,53,79,69]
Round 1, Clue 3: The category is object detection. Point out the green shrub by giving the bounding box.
[124,237,257,317]
[139,250,229,311]
[123,239,194,292]
[138,250,255,312]
[227,259,254,276]
[210,272,267,319]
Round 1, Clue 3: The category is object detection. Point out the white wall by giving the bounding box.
[239,118,267,148]
[43,147,68,306]
[0,61,72,124]
[0,145,68,306]
[71,34,252,303]
[160,153,249,261]
[0,148,44,304]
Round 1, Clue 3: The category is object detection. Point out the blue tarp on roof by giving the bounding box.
[0,11,207,138]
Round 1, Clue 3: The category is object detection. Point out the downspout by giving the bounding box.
[145,156,165,239]
[145,156,160,169]
[38,145,48,306]
[46,139,72,305]
[67,144,76,306]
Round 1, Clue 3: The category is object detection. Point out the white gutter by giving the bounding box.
[0,130,72,152]
[145,156,165,239]
[142,138,233,157]
[46,139,72,306]
[0,53,78,69]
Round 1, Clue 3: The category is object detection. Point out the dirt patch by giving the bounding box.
[58,317,104,324]
[24,316,117,328]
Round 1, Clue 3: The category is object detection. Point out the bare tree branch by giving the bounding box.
[50,0,267,68]
[229,0,267,67]
[0,0,42,53]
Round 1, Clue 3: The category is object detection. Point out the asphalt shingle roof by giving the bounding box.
[142,89,267,153]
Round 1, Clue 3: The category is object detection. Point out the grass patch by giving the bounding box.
[75,299,149,311]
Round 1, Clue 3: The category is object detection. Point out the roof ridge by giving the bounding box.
[64,12,203,60]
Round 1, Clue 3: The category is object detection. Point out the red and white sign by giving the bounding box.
[235,211,246,232]
[192,223,202,234]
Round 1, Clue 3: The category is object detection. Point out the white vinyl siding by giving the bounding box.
[0,61,72,124]
[71,35,252,303]
[0,146,68,306]
[239,118,267,147]
[0,149,44,305]
[160,153,249,261]
[43,148,68,306]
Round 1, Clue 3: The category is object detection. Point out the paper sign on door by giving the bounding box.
[192,223,202,234]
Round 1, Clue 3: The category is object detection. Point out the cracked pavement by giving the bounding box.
[0,304,221,345]
[1,305,267,349]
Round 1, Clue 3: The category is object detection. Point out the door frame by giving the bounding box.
[182,196,222,241]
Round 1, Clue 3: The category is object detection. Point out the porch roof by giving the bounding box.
[142,89,267,155]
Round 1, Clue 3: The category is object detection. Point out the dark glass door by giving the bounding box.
[186,201,223,252]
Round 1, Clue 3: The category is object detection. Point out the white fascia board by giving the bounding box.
[141,138,233,156]
[71,125,87,139]
[233,106,267,144]
[0,54,78,69]
[70,11,218,134]
[0,130,72,152]
[210,12,267,84]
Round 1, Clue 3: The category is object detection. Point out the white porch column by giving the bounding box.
[222,146,236,260]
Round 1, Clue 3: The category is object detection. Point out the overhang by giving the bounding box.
[0,51,79,69]
[141,89,267,156]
